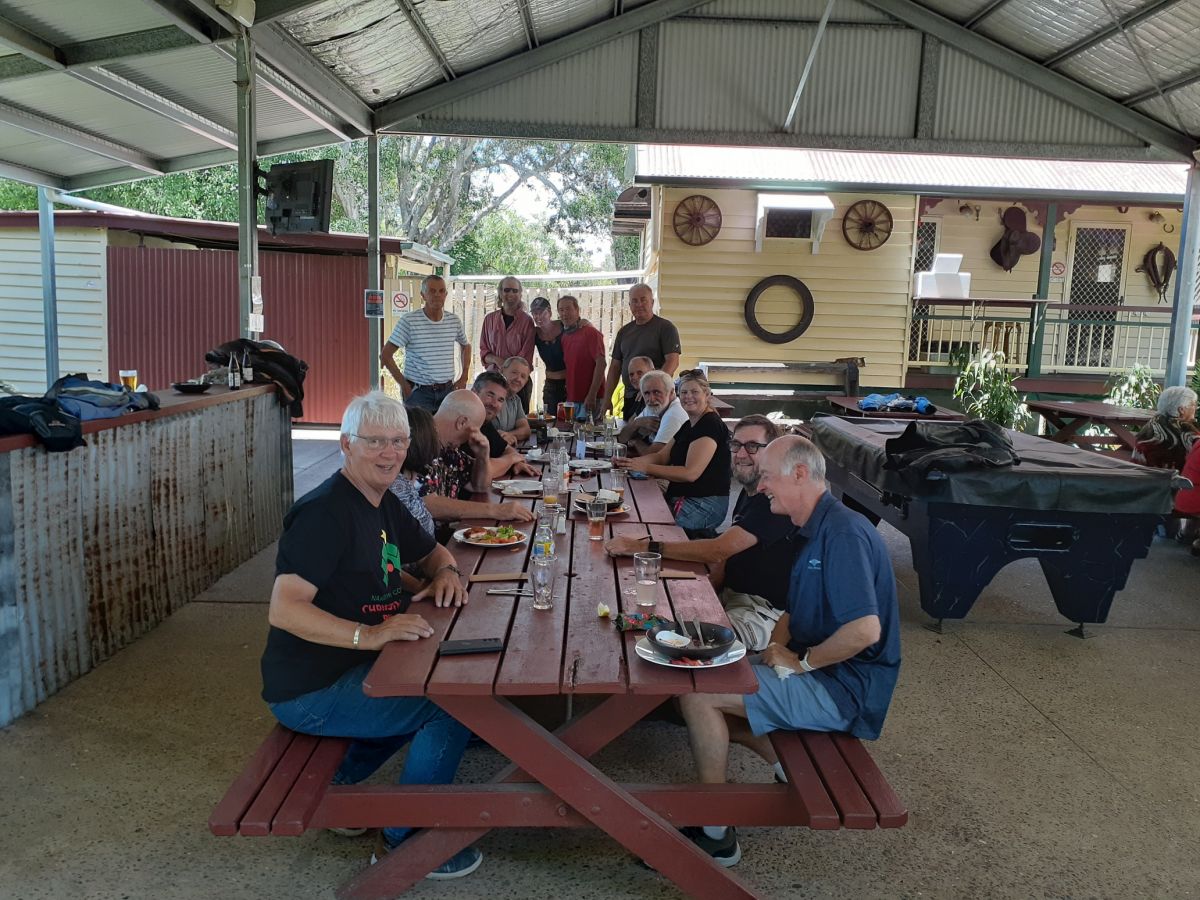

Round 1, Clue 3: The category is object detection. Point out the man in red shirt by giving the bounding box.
[557,295,606,415]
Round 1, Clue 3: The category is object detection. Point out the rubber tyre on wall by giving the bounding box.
[743,275,815,344]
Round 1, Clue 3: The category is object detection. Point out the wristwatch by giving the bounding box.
[798,648,817,672]
[435,563,463,579]
[648,540,664,555]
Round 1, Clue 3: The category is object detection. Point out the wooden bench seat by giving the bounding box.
[770,730,908,829]
[209,724,348,837]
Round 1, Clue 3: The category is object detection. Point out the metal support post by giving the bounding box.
[235,28,260,339]
[1027,201,1056,377]
[367,134,382,390]
[36,186,60,388]
[1166,166,1200,388]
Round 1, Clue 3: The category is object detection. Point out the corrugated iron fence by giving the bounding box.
[107,246,370,425]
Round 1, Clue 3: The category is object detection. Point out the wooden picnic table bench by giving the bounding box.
[210,461,907,898]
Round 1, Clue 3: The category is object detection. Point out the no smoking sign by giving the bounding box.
[391,291,410,314]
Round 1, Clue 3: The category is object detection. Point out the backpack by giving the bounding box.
[45,374,159,421]
[0,395,86,452]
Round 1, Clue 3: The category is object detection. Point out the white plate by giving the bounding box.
[452,527,529,548]
[501,479,543,495]
[635,638,747,669]
[524,449,545,461]
[585,441,611,450]
[573,499,630,517]
[568,458,611,471]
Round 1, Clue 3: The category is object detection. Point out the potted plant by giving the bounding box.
[1105,364,1160,410]
[950,347,1030,430]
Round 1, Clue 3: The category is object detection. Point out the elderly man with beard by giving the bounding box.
[619,368,689,457]
[605,415,795,651]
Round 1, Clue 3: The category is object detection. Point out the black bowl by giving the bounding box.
[574,490,623,511]
[647,622,737,661]
[172,382,211,394]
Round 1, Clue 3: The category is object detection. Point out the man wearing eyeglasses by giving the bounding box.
[479,276,535,411]
[604,414,797,651]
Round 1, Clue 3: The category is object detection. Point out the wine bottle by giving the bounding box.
[241,349,254,384]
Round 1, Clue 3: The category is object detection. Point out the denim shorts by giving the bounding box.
[743,663,852,737]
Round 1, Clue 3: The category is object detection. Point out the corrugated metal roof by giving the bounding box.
[0,0,1198,190]
[634,143,1189,198]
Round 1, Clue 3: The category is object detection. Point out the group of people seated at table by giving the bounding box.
[258,379,902,877]
[1132,385,1200,555]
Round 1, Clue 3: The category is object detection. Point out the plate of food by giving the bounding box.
[573,497,630,517]
[574,489,624,511]
[568,458,611,472]
[453,525,529,547]
[499,479,543,496]
[635,637,747,668]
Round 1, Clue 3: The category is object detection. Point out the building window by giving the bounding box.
[764,208,813,239]
[914,218,939,272]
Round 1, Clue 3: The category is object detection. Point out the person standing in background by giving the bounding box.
[602,283,681,420]
[530,296,567,415]
[479,276,535,411]
[381,275,470,414]
[558,295,606,416]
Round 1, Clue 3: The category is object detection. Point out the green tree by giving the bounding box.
[448,210,589,275]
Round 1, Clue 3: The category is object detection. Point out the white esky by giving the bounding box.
[486,171,610,268]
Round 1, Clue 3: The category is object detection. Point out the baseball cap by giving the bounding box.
[529,296,551,312]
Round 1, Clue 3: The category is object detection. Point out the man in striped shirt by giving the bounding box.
[382,275,471,413]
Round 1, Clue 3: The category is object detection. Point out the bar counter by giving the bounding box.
[0,384,293,726]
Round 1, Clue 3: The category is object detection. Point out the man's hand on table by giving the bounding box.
[361,614,434,649]
[413,567,468,607]
[605,533,650,557]
[761,642,803,674]
[499,430,518,446]
[510,458,538,477]
[490,501,536,522]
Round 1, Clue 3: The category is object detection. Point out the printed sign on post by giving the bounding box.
[247,313,264,332]
[391,291,410,314]
[1050,261,1066,276]
[364,289,385,319]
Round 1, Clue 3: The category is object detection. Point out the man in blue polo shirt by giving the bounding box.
[677,434,901,867]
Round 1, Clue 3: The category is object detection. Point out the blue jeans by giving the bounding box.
[269,662,471,846]
[406,382,454,414]
[672,493,728,539]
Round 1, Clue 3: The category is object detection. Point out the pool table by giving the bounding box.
[808,416,1179,629]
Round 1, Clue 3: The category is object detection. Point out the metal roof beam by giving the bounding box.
[0,11,65,68]
[62,128,342,190]
[71,66,238,149]
[138,0,230,43]
[1124,66,1200,106]
[0,24,209,83]
[0,100,164,174]
[1043,0,1181,68]
[516,0,538,49]
[0,157,64,189]
[250,23,373,135]
[963,0,1013,30]
[209,42,357,142]
[375,0,713,130]
[395,0,455,80]
[858,0,1197,159]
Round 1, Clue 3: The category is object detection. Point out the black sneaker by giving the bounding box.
[371,834,483,879]
[679,826,742,868]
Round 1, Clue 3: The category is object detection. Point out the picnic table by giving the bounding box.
[826,395,964,421]
[1025,399,1152,455]
[211,461,908,898]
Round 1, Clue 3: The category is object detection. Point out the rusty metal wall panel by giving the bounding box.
[0,392,292,727]
[107,246,370,426]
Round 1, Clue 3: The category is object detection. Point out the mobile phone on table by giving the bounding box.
[627,470,649,480]
[438,637,505,656]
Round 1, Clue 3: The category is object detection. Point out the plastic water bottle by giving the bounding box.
[532,516,556,562]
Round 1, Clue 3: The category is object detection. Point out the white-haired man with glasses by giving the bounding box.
[261,391,483,878]
[605,415,796,651]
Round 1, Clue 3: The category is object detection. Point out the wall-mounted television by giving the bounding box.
[263,159,335,235]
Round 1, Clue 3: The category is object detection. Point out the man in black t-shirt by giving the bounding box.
[604,415,797,650]
[472,372,538,480]
[261,391,484,877]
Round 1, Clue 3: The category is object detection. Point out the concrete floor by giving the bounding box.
[2,431,1199,900]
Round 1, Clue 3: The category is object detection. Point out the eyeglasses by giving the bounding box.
[729,440,767,455]
[352,434,409,452]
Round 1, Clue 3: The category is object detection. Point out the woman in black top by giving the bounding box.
[615,369,730,537]
[530,296,567,414]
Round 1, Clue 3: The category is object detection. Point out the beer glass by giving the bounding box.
[119,369,138,391]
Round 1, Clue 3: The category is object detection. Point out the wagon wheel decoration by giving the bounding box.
[672,194,722,246]
[842,199,894,251]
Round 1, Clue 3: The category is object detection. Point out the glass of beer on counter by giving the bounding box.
[119,369,138,391]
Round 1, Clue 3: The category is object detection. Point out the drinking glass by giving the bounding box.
[530,559,554,610]
[119,369,138,391]
[610,444,627,482]
[587,498,608,541]
[633,552,662,610]
[541,469,560,507]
